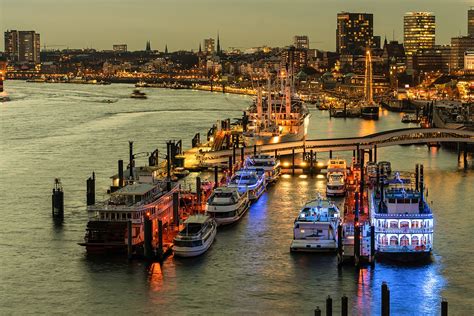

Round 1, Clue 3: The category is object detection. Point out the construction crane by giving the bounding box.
[42,44,66,51]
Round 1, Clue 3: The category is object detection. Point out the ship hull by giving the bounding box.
[244,116,308,146]
[361,106,380,120]
[375,251,432,264]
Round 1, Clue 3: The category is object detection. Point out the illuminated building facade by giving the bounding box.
[403,12,435,56]
[4,30,41,63]
[336,12,374,55]
[450,36,474,70]
[281,46,307,73]
[203,38,215,54]
[465,51,474,71]
[112,44,128,53]
[293,35,309,50]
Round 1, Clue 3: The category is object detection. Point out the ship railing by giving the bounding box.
[375,228,433,234]
[376,244,432,252]
[373,213,433,219]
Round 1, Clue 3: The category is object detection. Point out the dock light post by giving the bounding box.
[118,160,124,188]
[292,149,295,175]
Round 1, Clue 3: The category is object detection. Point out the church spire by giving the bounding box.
[146,40,151,51]
[199,42,202,53]
[216,31,221,55]
[165,44,168,54]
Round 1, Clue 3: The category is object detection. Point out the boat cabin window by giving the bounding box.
[389,221,398,228]
[411,236,419,246]
[174,239,203,247]
[400,221,409,228]
[400,235,409,246]
[390,236,398,245]
[181,223,203,235]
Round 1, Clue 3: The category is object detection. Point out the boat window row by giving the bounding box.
[377,234,431,246]
[377,219,431,229]
[209,210,236,218]
[99,212,133,221]
[387,198,419,204]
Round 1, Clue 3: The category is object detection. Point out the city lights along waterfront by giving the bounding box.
[1,81,473,314]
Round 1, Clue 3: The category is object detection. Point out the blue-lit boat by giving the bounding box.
[370,167,433,263]
[244,154,281,183]
[227,169,266,201]
[290,195,341,252]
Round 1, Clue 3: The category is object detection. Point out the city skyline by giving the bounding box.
[1,0,471,52]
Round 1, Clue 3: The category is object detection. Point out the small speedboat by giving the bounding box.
[173,215,217,257]
[206,187,250,225]
[130,89,147,99]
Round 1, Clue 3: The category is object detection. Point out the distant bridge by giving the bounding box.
[198,128,474,164]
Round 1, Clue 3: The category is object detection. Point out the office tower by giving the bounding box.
[403,12,435,56]
[203,38,215,54]
[468,8,474,37]
[450,36,474,70]
[293,35,309,50]
[336,12,374,55]
[4,30,40,63]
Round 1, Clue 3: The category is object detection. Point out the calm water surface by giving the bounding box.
[1,82,473,315]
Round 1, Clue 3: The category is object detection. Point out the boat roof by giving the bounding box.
[113,183,157,196]
[185,214,210,224]
[214,187,239,194]
[110,165,161,179]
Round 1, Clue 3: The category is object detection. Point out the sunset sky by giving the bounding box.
[1,0,472,52]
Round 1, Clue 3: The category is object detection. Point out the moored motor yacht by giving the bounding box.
[244,154,281,183]
[173,214,217,257]
[227,168,266,201]
[290,195,341,252]
[206,187,250,225]
[130,88,147,99]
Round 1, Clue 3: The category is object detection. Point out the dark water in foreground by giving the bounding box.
[1,82,473,315]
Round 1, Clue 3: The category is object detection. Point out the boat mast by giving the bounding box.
[257,86,263,130]
[267,71,272,122]
[364,49,373,104]
[285,65,291,116]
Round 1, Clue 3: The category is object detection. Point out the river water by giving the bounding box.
[1,81,473,315]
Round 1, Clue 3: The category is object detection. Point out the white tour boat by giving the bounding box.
[173,215,217,257]
[290,196,341,252]
[227,169,266,201]
[326,159,347,197]
[206,187,250,225]
[370,167,433,263]
[244,154,281,183]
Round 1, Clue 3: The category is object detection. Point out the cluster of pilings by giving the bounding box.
[313,282,449,316]
[52,178,64,219]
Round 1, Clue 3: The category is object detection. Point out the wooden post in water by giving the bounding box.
[196,177,202,208]
[381,282,390,316]
[341,295,348,316]
[228,156,233,177]
[157,219,163,260]
[292,149,295,175]
[127,220,133,260]
[326,295,332,316]
[214,166,219,188]
[370,225,375,266]
[463,142,468,169]
[118,160,124,188]
[52,178,64,219]
[441,299,448,316]
[310,150,314,175]
[314,307,321,316]
[232,145,236,166]
[374,144,377,163]
[143,215,153,260]
[86,172,95,206]
[173,192,179,225]
[337,224,343,266]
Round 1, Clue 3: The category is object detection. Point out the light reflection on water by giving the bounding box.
[1,81,472,314]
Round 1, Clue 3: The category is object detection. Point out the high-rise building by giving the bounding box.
[293,35,309,50]
[403,12,435,56]
[336,12,374,55]
[4,30,19,62]
[281,46,307,73]
[464,51,474,71]
[203,38,215,54]
[468,8,474,37]
[4,30,40,63]
[450,36,474,70]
